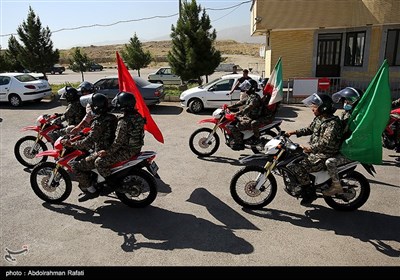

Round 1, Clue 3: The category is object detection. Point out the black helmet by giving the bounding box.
[91,93,109,115]
[302,92,334,114]
[112,91,136,110]
[77,81,94,95]
[332,87,363,105]
[245,79,259,95]
[64,86,79,102]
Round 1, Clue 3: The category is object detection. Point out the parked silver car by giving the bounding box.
[93,75,165,106]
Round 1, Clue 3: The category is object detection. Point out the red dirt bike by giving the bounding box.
[14,113,64,168]
[189,104,282,156]
[29,130,159,208]
[382,107,400,151]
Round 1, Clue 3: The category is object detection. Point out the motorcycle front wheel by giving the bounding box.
[324,171,370,211]
[30,162,72,203]
[189,127,220,157]
[115,169,158,208]
[230,165,277,209]
[14,135,48,168]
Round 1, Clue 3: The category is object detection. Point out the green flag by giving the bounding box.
[340,60,392,164]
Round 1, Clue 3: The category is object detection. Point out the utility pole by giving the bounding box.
[179,0,182,19]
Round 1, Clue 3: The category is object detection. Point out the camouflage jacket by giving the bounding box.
[62,100,85,126]
[295,114,343,160]
[73,113,118,152]
[232,94,262,120]
[107,111,146,154]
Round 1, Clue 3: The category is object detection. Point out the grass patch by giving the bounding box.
[164,83,199,96]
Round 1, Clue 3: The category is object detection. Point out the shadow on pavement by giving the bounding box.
[149,103,183,115]
[42,189,255,255]
[244,205,400,257]
[0,98,62,111]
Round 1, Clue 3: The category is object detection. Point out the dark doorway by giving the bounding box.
[316,33,342,77]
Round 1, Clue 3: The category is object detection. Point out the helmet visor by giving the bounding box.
[80,93,94,107]
[332,87,360,104]
[302,93,323,107]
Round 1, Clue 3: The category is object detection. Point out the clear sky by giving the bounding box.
[0,0,253,50]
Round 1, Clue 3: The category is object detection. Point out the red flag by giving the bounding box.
[116,51,164,143]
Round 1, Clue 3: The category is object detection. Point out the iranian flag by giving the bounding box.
[116,51,164,143]
[263,57,283,106]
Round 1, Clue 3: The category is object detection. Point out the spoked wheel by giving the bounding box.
[189,127,220,157]
[14,136,48,168]
[115,169,157,208]
[324,171,370,211]
[230,165,277,209]
[251,131,277,154]
[30,162,72,203]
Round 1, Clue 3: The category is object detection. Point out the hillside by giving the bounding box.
[59,40,265,67]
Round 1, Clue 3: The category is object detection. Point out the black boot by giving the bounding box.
[300,186,317,206]
[78,189,100,202]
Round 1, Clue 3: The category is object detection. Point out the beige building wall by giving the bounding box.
[268,30,314,80]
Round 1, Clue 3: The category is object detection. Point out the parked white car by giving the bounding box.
[0,73,52,107]
[179,73,262,113]
[148,67,182,85]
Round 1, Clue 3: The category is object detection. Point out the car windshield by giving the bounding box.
[199,77,222,89]
[15,74,37,82]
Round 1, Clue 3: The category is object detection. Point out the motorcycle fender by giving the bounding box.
[21,126,40,132]
[198,118,218,124]
[36,150,60,158]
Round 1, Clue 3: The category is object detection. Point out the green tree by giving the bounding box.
[69,47,90,81]
[6,6,59,77]
[168,0,221,84]
[121,33,151,77]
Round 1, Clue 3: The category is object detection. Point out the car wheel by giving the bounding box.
[9,94,22,107]
[189,98,204,114]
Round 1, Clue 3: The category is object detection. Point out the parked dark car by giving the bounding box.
[93,75,165,106]
[88,63,104,72]
[47,64,65,74]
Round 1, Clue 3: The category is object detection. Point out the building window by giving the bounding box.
[385,29,400,66]
[344,31,366,67]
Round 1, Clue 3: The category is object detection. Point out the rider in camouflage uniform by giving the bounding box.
[286,93,343,206]
[227,79,262,150]
[68,93,118,202]
[95,92,145,187]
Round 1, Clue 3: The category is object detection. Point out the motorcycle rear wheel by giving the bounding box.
[14,135,48,168]
[189,127,220,157]
[115,169,157,208]
[230,165,277,209]
[30,162,72,203]
[324,171,370,211]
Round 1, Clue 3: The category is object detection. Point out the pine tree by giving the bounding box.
[168,0,221,84]
[121,33,152,77]
[69,48,90,81]
[6,6,59,76]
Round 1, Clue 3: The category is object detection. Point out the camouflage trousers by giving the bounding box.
[228,116,256,144]
[290,153,348,185]
[325,154,352,182]
[95,148,141,178]
[70,153,99,190]
[251,115,274,138]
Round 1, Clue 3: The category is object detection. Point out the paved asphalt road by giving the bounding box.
[0,99,399,270]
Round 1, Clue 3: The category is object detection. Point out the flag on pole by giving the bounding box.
[340,60,391,164]
[116,51,164,143]
[263,57,283,107]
